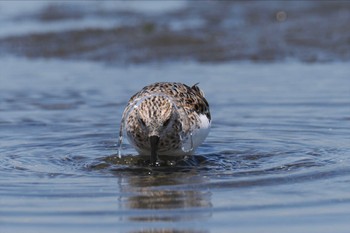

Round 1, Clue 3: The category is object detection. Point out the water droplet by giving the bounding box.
[276,11,287,22]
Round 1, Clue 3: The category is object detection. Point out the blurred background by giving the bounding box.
[1,1,350,64]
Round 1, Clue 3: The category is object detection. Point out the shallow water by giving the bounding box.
[1,1,350,63]
[1,1,350,233]
[1,59,350,232]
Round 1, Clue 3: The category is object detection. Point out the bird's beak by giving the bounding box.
[149,135,160,165]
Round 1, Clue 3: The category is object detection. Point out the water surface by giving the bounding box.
[1,59,350,232]
[1,1,350,233]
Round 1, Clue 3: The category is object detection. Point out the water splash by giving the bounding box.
[117,135,123,158]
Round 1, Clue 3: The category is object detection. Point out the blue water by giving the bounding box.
[1,2,350,233]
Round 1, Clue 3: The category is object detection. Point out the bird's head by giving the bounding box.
[135,95,177,164]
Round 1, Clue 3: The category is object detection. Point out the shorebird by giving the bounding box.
[119,82,211,165]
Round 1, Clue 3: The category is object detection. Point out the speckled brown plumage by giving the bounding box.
[119,82,211,159]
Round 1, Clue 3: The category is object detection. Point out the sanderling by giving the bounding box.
[119,82,211,165]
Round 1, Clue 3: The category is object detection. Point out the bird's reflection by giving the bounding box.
[115,164,212,225]
[97,154,212,232]
[127,174,211,212]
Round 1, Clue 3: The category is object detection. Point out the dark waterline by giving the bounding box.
[1,1,350,63]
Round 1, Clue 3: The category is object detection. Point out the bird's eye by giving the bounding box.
[139,118,146,126]
[163,118,171,127]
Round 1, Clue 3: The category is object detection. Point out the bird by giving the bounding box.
[118,82,211,165]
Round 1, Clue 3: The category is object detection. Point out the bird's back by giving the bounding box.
[126,82,211,123]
